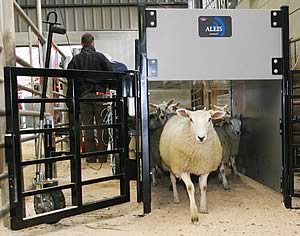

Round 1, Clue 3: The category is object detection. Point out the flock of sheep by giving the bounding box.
[129,100,242,223]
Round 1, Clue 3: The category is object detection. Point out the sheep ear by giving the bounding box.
[174,102,180,107]
[166,99,175,106]
[177,108,190,118]
[234,114,241,119]
[210,110,226,120]
[149,103,157,108]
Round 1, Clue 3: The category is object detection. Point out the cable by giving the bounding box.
[290,7,300,15]
[87,162,103,171]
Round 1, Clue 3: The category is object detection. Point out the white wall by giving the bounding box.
[238,0,300,40]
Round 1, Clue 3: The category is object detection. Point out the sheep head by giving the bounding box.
[225,116,242,136]
[176,109,226,143]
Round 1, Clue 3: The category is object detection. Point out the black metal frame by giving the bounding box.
[280,6,294,208]
[4,66,137,230]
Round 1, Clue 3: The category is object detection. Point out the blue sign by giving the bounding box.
[198,16,232,37]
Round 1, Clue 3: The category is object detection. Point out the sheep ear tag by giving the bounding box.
[211,111,226,120]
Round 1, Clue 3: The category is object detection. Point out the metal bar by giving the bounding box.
[55,135,69,144]
[18,127,70,135]
[17,110,51,117]
[22,183,74,197]
[14,1,66,59]
[80,123,122,130]
[16,56,32,68]
[290,37,300,44]
[55,123,69,127]
[52,91,67,97]
[57,78,67,84]
[7,67,125,80]
[138,5,151,214]
[0,134,38,148]
[80,98,121,102]
[19,2,188,9]
[10,196,128,230]
[281,5,292,209]
[294,42,297,66]
[13,1,46,45]
[18,84,42,96]
[21,154,74,166]
[28,25,33,65]
[71,76,82,207]
[53,107,69,112]
[121,91,130,198]
[81,149,123,158]
[81,174,123,186]
[19,98,70,103]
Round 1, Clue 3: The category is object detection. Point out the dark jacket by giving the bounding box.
[67,45,113,97]
[112,61,128,72]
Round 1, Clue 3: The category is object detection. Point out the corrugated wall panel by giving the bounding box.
[15,0,186,32]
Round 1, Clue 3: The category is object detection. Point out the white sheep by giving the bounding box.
[159,108,225,223]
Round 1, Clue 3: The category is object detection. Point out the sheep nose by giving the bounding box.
[198,136,205,142]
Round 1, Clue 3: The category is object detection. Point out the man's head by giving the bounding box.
[81,32,95,46]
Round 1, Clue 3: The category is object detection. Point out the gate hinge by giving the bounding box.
[271,10,282,28]
[272,58,283,75]
[147,59,158,77]
[146,10,157,28]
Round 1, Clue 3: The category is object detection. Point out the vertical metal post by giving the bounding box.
[70,77,82,207]
[0,0,9,219]
[44,121,53,179]
[2,0,16,66]
[4,68,24,226]
[281,5,291,208]
[138,5,151,214]
[36,0,44,68]
[120,91,130,199]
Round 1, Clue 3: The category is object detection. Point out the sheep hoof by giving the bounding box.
[174,197,180,204]
[191,215,199,223]
[224,184,230,190]
[199,208,208,214]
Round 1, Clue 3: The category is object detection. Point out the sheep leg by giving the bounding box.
[230,155,239,175]
[170,173,180,203]
[180,172,199,223]
[219,162,230,190]
[151,167,157,187]
[198,174,209,214]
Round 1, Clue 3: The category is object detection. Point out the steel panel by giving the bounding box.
[232,80,282,191]
[146,9,282,81]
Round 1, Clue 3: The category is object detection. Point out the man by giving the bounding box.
[68,32,113,163]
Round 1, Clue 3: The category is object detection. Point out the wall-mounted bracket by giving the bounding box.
[272,58,283,75]
[271,10,282,28]
[146,10,157,28]
[147,59,158,77]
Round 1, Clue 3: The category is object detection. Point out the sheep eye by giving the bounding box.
[208,118,212,122]
[190,118,194,123]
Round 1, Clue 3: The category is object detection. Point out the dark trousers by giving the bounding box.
[80,94,108,162]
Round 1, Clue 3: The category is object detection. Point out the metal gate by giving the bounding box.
[283,69,300,208]
[4,66,140,229]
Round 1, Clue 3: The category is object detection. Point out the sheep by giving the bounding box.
[214,114,242,190]
[129,100,180,186]
[149,99,180,125]
[159,108,226,222]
